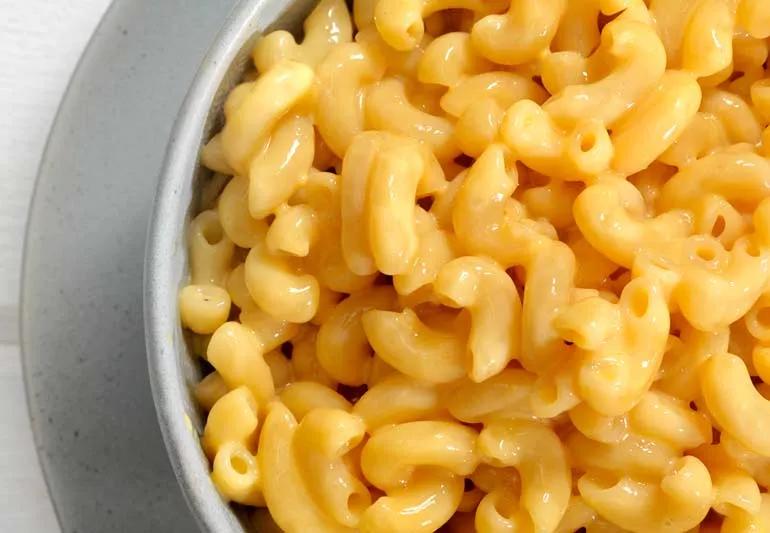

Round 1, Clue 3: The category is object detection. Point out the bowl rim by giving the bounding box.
[143,0,309,530]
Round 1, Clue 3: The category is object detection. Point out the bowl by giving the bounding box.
[144,0,319,530]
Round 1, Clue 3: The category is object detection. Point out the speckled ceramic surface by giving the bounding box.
[20,1,241,531]
[144,1,319,531]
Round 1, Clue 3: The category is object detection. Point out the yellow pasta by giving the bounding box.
[279,381,351,420]
[578,456,713,533]
[520,240,575,374]
[179,284,231,334]
[211,441,264,506]
[340,131,445,276]
[252,0,353,72]
[217,175,268,248]
[316,286,398,386]
[238,306,299,352]
[659,111,730,169]
[243,239,319,324]
[365,78,458,161]
[179,1,770,530]
[700,88,763,145]
[362,307,467,383]
[392,207,457,296]
[452,144,556,267]
[202,386,259,458]
[293,409,370,527]
[679,0,734,78]
[736,0,770,39]
[610,70,701,175]
[248,113,315,219]
[315,43,385,158]
[701,353,770,456]
[575,178,693,268]
[352,373,445,429]
[477,419,572,532]
[502,100,614,182]
[194,371,229,412]
[206,322,275,405]
[359,468,463,533]
[220,61,315,176]
[417,31,491,87]
[259,402,353,532]
[360,420,479,490]
[543,18,667,128]
[445,368,537,423]
[373,0,507,51]
[434,256,521,382]
[188,209,235,287]
[471,0,566,66]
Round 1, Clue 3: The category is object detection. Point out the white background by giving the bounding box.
[0,1,111,530]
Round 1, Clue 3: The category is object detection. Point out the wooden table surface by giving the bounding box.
[1,1,111,530]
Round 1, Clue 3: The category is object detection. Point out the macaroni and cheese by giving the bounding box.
[180,0,770,531]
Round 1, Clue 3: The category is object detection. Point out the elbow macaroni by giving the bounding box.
[470,0,566,66]
[252,0,353,72]
[181,1,770,530]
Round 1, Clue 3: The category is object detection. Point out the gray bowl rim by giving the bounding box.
[143,0,316,530]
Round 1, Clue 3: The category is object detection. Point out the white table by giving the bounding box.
[0,1,111,530]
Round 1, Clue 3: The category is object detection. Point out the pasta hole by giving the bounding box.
[756,307,770,329]
[587,471,618,491]
[464,478,476,492]
[230,454,249,475]
[711,216,726,238]
[536,383,558,405]
[696,246,716,262]
[406,20,422,42]
[559,327,586,348]
[628,288,649,318]
[347,492,369,516]
[579,131,597,152]
[491,492,517,518]
[202,223,224,245]
[597,364,621,384]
